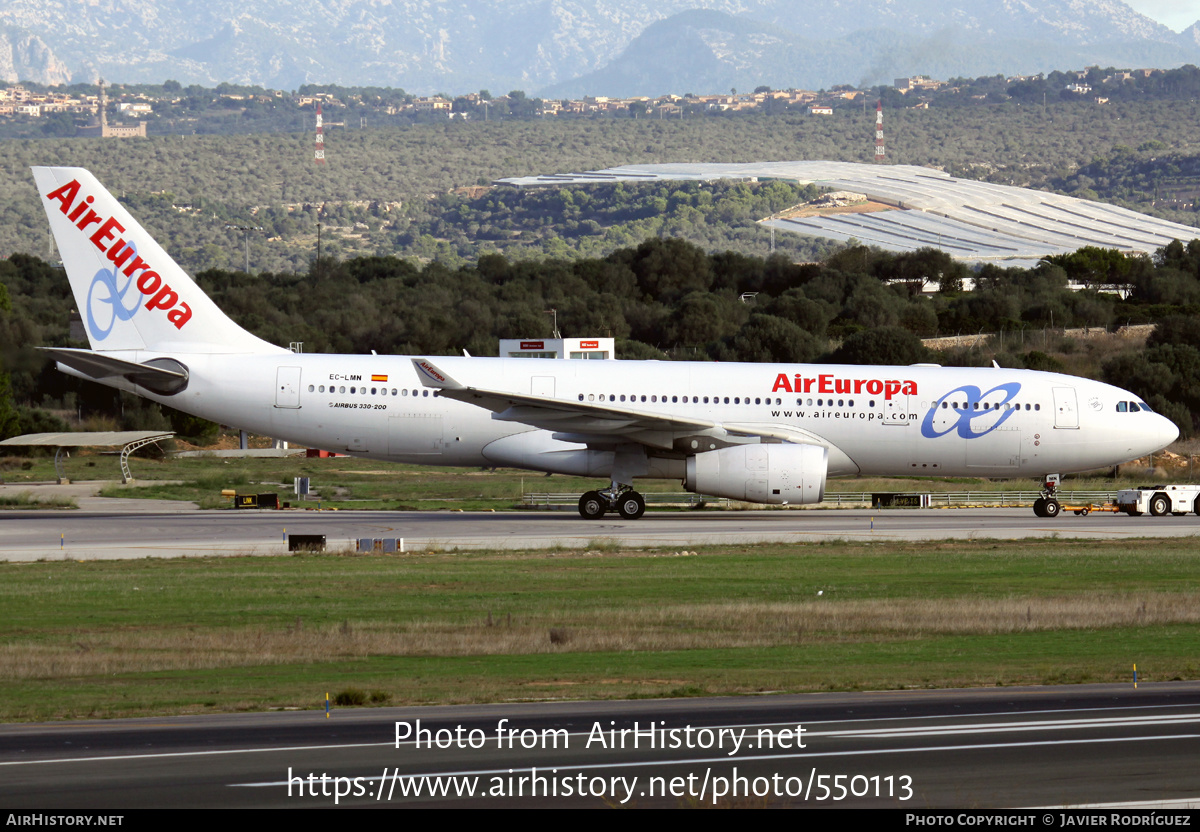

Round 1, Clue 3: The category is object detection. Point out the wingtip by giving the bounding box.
[411,358,462,389]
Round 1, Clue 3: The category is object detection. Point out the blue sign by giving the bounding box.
[921,383,1022,439]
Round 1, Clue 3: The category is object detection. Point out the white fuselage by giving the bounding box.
[84,351,1178,482]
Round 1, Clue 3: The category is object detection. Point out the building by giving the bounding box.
[498,338,615,360]
[76,81,146,138]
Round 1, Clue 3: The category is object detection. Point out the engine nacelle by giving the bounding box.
[684,443,827,505]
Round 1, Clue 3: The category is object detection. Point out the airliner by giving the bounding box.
[32,166,1179,520]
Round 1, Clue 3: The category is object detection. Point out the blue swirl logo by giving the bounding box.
[921,383,1022,439]
[86,245,141,341]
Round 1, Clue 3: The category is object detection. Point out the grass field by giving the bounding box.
[2,538,1198,721]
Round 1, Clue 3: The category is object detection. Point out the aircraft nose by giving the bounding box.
[1154,414,1181,449]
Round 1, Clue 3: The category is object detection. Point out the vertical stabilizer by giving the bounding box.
[32,166,284,355]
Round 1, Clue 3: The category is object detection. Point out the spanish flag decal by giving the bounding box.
[372,374,388,382]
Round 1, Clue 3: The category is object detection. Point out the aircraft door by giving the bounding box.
[881,395,913,426]
[275,366,302,408]
[1053,387,1079,429]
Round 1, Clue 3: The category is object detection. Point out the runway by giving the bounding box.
[2,505,1200,560]
[3,683,1199,808]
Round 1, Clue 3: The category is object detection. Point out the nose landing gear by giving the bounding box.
[1032,473,1061,518]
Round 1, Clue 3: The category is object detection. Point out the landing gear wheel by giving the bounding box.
[579,491,606,520]
[1150,494,1170,517]
[616,491,645,520]
[1042,498,1061,518]
[1033,498,1047,518]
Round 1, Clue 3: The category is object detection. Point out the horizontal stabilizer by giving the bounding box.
[42,347,189,395]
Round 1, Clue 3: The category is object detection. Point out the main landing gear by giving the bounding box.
[578,484,646,520]
[1032,473,1062,518]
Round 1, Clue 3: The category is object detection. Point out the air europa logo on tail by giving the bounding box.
[44,179,192,333]
[771,372,917,400]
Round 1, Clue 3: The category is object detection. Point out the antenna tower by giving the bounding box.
[314,103,326,164]
[874,100,885,162]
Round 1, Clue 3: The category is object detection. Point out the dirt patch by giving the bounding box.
[773,200,897,220]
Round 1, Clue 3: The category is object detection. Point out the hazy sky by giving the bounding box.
[1124,1,1200,31]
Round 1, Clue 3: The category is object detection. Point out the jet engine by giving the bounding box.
[684,443,827,505]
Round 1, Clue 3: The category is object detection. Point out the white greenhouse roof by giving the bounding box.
[497,161,1200,266]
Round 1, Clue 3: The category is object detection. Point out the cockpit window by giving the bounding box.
[1137,401,1153,413]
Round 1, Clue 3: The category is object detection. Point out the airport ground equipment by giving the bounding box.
[1115,484,1200,517]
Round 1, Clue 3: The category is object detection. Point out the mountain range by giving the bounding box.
[2,0,1199,96]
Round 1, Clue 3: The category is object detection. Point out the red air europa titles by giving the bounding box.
[44,179,193,330]
[772,373,917,399]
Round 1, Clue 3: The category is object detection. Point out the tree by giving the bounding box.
[718,314,824,363]
[1148,315,1200,351]
[620,238,712,301]
[0,369,18,441]
[831,327,930,365]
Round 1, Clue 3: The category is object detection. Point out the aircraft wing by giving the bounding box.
[412,358,830,452]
